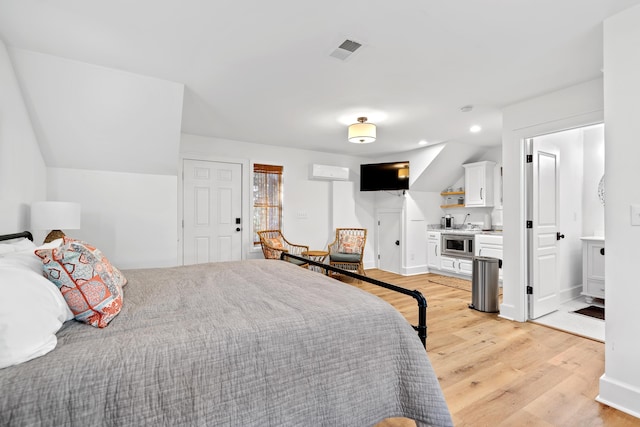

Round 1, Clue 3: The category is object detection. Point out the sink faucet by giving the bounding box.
[461,213,470,229]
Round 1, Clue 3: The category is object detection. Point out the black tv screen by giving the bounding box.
[360,161,410,191]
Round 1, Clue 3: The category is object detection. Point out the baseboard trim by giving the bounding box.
[597,374,640,419]
[427,268,471,281]
[402,265,428,276]
[560,284,583,304]
[499,303,526,322]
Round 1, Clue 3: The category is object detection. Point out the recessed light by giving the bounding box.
[470,125,482,133]
[418,140,429,146]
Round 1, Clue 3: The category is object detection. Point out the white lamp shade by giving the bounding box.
[31,201,81,230]
[348,122,376,143]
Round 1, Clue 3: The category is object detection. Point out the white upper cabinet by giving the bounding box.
[463,161,496,207]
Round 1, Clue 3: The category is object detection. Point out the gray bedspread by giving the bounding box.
[0,259,452,426]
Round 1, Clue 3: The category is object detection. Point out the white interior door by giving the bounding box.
[377,211,401,273]
[183,159,242,265]
[529,139,560,319]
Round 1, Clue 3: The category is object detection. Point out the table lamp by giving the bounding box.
[31,201,81,243]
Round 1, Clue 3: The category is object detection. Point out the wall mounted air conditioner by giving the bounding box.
[310,164,350,181]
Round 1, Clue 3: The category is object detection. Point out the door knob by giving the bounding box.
[395,240,400,246]
[556,232,565,240]
[600,248,605,256]
[236,227,241,232]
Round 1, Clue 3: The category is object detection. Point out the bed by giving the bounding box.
[0,231,452,426]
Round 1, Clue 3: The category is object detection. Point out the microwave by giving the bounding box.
[441,234,474,258]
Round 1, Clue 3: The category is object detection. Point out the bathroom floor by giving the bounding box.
[531,296,604,342]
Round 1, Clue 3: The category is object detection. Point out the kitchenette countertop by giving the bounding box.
[580,235,605,241]
[427,226,503,235]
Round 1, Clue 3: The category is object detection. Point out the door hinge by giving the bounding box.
[377,254,380,260]
[526,154,533,163]
[526,286,533,295]
[182,219,184,228]
[378,220,380,226]
[526,220,533,229]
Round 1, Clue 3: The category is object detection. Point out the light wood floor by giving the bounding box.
[340,269,640,427]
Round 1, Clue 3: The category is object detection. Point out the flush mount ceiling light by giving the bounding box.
[348,117,376,143]
[470,125,482,133]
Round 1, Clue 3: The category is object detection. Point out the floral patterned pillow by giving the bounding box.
[35,238,125,328]
[265,237,284,249]
[262,237,285,259]
[62,237,128,287]
[338,234,364,254]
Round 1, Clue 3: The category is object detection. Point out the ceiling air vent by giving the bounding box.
[329,39,362,61]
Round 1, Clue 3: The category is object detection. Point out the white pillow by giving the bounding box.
[0,237,36,255]
[0,239,62,275]
[0,264,73,369]
[0,245,15,256]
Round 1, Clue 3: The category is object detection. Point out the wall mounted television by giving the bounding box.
[360,161,410,191]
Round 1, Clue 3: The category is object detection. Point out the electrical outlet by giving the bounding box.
[631,205,640,226]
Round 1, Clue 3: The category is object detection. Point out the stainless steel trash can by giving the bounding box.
[469,256,500,313]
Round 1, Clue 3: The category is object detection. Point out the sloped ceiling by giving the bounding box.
[410,142,489,192]
[1,0,639,162]
[10,48,184,175]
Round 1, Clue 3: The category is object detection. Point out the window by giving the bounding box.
[253,164,283,245]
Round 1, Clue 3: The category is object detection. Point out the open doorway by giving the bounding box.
[525,124,605,341]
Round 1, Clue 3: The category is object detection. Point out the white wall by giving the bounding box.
[46,168,178,269]
[9,48,184,176]
[403,193,429,275]
[0,45,183,268]
[180,133,376,266]
[0,39,46,234]
[598,4,640,418]
[582,125,605,237]
[501,78,603,322]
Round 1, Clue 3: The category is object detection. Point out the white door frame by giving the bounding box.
[178,153,251,264]
[514,119,604,321]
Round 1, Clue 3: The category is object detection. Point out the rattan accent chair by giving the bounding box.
[327,228,367,276]
[257,230,309,268]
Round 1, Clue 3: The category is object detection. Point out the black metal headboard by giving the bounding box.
[0,231,33,242]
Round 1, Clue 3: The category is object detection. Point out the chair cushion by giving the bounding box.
[330,253,361,263]
[287,257,308,266]
[338,234,364,254]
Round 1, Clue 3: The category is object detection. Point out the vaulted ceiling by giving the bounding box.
[1,0,639,161]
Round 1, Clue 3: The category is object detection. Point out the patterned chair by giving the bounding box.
[257,230,309,268]
[327,228,367,276]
